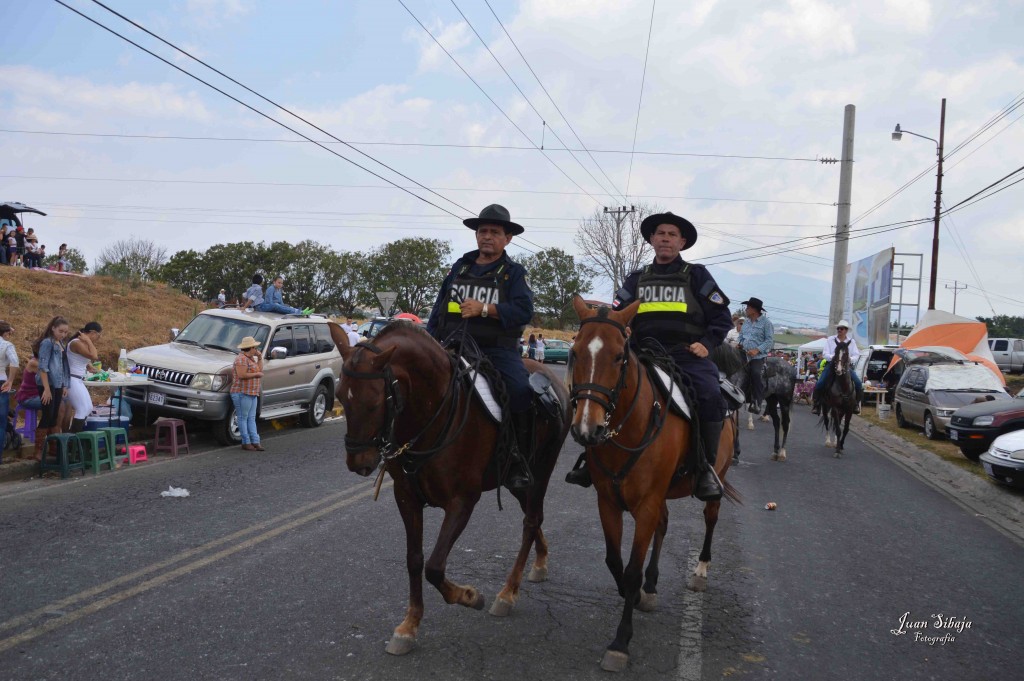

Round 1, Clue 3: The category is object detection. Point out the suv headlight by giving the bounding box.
[973,415,995,426]
[191,373,229,391]
[936,408,956,417]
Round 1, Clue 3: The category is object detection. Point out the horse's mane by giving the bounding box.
[710,343,745,377]
[373,320,435,344]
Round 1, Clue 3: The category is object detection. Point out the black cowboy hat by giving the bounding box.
[463,204,524,236]
[741,297,766,312]
[639,211,697,249]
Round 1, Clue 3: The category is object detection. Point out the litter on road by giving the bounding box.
[160,486,190,498]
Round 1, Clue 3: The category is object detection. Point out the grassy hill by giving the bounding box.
[0,268,205,369]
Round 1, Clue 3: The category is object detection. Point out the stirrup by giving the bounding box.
[694,468,723,502]
[565,466,593,488]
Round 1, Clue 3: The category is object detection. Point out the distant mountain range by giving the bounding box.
[700,267,833,330]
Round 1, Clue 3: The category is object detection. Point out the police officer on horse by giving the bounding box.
[565,212,732,501]
[425,204,535,490]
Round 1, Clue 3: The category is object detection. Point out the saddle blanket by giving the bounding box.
[460,358,502,422]
[648,365,692,421]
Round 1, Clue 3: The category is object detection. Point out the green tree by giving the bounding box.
[326,250,367,316]
[41,247,88,274]
[521,248,594,328]
[977,315,1024,338]
[364,238,451,314]
[94,237,168,281]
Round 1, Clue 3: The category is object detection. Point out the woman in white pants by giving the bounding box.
[67,322,102,432]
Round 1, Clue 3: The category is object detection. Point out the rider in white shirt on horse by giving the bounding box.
[812,320,863,415]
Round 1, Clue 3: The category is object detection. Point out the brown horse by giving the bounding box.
[568,297,740,672]
[330,321,570,655]
[821,339,856,457]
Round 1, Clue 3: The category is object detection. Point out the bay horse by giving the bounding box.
[711,343,796,462]
[820,340,856,457]
[330,321,570,654]
[568,297,740,672]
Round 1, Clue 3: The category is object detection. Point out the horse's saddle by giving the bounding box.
[719,376,745,411]
[646,364,693,421]
[458,358,562,424]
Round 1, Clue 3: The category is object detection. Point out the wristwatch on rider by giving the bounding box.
[480,304,489,318]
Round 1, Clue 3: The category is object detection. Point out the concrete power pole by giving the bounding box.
[604,205,636,295]
[829,105,856,330]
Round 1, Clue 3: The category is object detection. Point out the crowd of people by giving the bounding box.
[0,222,73,271]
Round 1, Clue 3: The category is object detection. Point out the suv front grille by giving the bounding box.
[135,363,195,387]
[950,415,972,426]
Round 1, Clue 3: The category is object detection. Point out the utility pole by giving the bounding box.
[945,280,967,314]
[929,98,947,310]
[829,105,856,329]
[604,205,635,295]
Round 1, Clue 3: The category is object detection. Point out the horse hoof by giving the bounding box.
[385,634,416,656]
[747,423,755,431]
[636,591,657,612]
[601,650,630,672]
[527,565,548,583]
[770,453,779,461]
[469,591,486,610]
[489,597,515,617]
[834,451,842,459]
[778,450,787,462]
[687,575,708,593]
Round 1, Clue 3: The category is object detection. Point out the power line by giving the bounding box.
[395,0,605,207]
[625,0,656,196]
[0,173,833,204]
[481,0,631,199]
[0,127,825,161]
[448,0,626,202]
[54,0,468,221]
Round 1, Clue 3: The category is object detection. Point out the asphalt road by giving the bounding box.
[1,367,1021,680]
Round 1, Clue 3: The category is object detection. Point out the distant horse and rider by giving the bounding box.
[812,320,863,457]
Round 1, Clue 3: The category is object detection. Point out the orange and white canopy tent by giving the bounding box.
[899,309,1004,385]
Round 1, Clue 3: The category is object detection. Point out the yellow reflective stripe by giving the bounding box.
[638,301,688,313]
[447,302,461,313]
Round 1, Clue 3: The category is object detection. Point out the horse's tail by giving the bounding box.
[709,343,745,377]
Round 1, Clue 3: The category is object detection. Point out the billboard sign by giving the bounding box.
[843,247,894,347]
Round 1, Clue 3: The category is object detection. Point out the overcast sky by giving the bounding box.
[2,0,1022,328]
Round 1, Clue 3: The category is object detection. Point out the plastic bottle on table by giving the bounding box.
[117,348,128,373]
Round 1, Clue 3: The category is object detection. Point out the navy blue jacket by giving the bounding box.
[615,256,733,351]
[426,250,533,339]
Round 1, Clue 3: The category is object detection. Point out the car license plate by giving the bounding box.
[949,429,958,441]
[983,462,994,477]
[148,392,165,406]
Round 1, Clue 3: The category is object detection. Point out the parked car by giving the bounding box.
[893,361,1009,440]
[947,387,1024,460]
[542,339,571,364]
[124,309,342,445]
[978,429,1024,488]
[988,338,1024,374]
[357,317,393,339]
[853,344,902,402]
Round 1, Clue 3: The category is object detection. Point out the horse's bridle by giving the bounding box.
[569,315,631,434]
[341,341,474,470]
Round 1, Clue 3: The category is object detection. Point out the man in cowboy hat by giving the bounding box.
[737,296,774,414]
[811,319,863,415]
[426,204,535,490]
[565,212,732,501]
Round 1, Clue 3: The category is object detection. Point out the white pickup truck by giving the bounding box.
[989,338,1024,374]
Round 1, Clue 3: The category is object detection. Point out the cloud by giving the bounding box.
[404,18,473,73]
[0,66,212,123]
[182,0,250,28]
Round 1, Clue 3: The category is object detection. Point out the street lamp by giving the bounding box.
[891,98,946,310]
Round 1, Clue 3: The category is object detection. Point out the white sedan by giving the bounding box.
[978,429,1024,489]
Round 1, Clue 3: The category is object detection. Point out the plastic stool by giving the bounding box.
[40,433,86,479]
[154,418,190,456]
[15,406,38,443]
[76,431,115,474]
[99,427,130,465]
[126,444,148,464]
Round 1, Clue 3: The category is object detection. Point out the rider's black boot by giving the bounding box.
[694,421,724,502]
[565,451,593,487]
[506,412,534,491]
[854,386,864,414]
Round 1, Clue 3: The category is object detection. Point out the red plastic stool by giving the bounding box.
[153,418,190,456]
[126,444,148,464]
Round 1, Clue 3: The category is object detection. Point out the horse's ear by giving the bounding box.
[370,346,397,370]
[613,299,642,326]
[572,295,594,321]
[328,321,354,360]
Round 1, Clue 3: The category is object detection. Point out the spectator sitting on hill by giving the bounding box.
[57,244,70,272]
[13,227,25,267]
[37,245,46,268]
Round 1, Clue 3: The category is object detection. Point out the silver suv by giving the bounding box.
[123,309,342,444]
